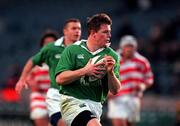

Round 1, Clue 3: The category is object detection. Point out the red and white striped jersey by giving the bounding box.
[116,50,154,97]
[28,64,50,112]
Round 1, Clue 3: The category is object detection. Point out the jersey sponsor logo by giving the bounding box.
[90,115,97,118]
[79,103,86,108]
[55,54,61,59]
[77,54,84,59]
[80,76,102,86]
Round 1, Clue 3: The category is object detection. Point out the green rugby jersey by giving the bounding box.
[32,37,65,89]
[55,40,120,102]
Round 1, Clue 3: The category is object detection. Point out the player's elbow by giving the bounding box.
[56,74,64,85]
[110,90,117,95]
[110,88,120,95]
[110,84,121,95]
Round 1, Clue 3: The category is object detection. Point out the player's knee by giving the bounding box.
[71,110,97,126]
[50,112,61,126]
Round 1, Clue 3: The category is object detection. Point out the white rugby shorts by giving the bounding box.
[30,92,48,119]
[60,94,102,126]
[46,88,61,117]
[30,108,48,119]
[108,95,141,122]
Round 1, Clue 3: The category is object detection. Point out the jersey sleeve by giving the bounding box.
[143,59,154,86]
[113,54,120,80]
[32,45,48,66]
[55,46,75,76]
[108,48,120,80]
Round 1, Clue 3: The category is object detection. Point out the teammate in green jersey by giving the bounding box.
[55,13,121,126]
[28,30,58,126]
[15,19,81,126]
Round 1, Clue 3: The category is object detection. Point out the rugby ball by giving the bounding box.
[89,55,107,82]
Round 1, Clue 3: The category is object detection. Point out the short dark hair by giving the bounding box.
[63,18,81,30]
[87,13,112,36]
[40,31,58,47]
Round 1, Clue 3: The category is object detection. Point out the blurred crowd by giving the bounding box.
[139,10,180,95]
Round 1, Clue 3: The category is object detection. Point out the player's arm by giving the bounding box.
[15,58,35,94]
[56,59,105,85]
[26,69,38,88]
[141,60,154,90]
[56,70,85,85]
[105,55,121,95]
[15,44,47,94]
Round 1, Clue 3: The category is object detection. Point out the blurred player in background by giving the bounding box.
[15,18,81,126]
[55,13,121,126]
[108,35,154,126]
[27,31,58,126]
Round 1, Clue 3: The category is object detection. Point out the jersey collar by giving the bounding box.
[80,40,106,55]
[54,37,65,47]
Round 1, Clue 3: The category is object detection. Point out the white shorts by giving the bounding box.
[30,108,48,119]
[60,94,102,126]
[46,88,61,117]
[30,92,48,119]
[108,95,141,122]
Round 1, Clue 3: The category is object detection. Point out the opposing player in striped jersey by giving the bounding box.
[55,13,121,126]
[26,31,57,126]
[108,35,154,126]
[15,19,81,126]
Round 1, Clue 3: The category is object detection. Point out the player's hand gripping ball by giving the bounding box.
[89,55,107,82]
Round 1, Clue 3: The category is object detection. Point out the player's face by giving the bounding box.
[43,37,56,46]
[95,24,111,48]
[64,22,81,42]
[122,44,136,58]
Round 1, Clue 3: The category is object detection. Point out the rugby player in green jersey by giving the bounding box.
[15,19,81,126]
[55,13,121,126]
